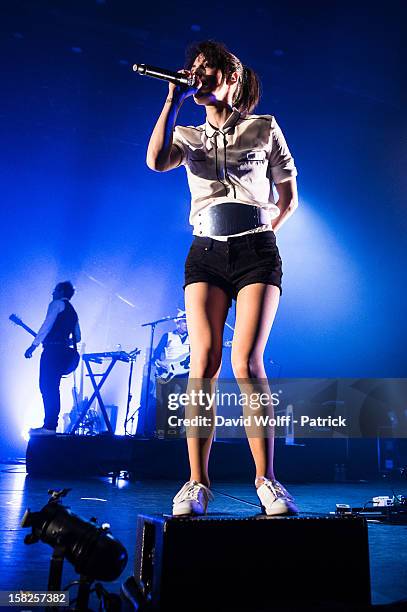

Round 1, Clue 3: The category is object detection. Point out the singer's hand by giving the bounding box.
[168,69,201,102]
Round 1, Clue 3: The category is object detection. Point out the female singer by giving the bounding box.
[147,40,299,516]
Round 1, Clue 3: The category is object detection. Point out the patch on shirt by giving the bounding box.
[244,150,267,161]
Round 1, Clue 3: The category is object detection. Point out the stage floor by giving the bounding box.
[1,463,406,609]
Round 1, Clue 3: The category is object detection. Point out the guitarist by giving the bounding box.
[154,314,190,437]
[154,315,190,375]
[24,281,81,435]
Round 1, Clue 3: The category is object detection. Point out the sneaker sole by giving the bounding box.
[260,503,299,516]
[172,508,207,517]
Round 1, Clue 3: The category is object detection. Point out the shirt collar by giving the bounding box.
[204,108,241,138]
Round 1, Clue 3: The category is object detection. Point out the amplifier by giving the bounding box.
[122,512,371,610]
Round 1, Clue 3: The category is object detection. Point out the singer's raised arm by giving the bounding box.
[146,96,183,172]
[146,70,199,172]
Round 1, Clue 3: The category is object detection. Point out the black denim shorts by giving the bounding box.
[183,231,283,308]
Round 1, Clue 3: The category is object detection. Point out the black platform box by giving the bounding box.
[123,512,371,611]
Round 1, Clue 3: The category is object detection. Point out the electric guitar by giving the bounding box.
[9,313,80,375]
[155,352,190,383]
[68,342,88,430]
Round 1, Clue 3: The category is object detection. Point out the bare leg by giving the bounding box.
[231,283,280,484]
[184,283,229,487]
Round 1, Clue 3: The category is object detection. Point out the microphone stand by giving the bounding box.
[123,348,141,436]
[137,315,174,437]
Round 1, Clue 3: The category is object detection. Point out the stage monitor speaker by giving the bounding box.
[123,513,371,611]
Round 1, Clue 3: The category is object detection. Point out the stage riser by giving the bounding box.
[123,513,371,610]
[26,435,135,476]
[26,436,380,481]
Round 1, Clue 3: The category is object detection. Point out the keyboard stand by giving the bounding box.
[69,354,122,435]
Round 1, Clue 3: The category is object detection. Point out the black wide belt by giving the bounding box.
[195,203,271,237]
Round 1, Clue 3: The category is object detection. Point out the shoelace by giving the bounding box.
[174,480,214,503]
[257,477,294,501]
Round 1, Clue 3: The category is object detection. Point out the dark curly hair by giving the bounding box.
[56,281,75,300]
[184,40,260,115]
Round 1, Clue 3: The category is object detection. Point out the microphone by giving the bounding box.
[132,63,197,87]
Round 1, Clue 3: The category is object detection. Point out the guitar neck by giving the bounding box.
[20,323,37,337]
[9,315,37,338]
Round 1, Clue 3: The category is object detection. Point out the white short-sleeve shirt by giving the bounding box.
[172,109,297,239]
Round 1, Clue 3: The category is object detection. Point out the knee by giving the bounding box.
[190,352,222,379]
[40,377,60,394]
[39,376,50,394]
[231,355,264,379]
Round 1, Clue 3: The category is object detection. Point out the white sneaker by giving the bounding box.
[256,478,298,516]
[29,427,56,436]
[172,480,214,516]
